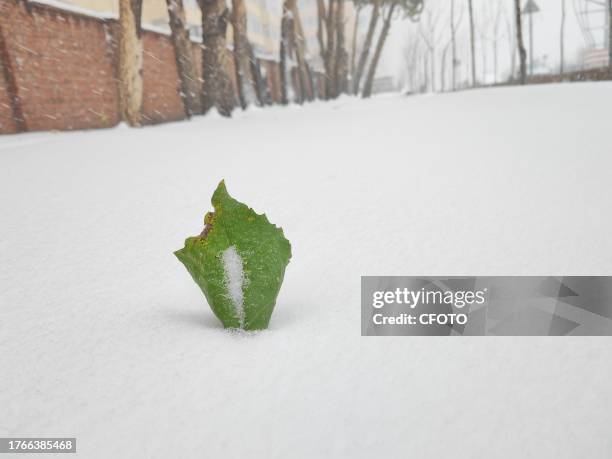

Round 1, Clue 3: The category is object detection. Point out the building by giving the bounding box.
[53,0,355,67]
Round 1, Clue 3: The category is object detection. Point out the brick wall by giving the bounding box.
[0,1,120,133]
[0,0,280,135]
[141,30,185,124]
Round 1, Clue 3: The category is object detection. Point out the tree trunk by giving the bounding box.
[232,0,250,110]
[334,0,348,94]
[350,7,361,92]
[492,9,502,84]
[559,0,565,75]
[232,0,263,109]
[480,35,486,82]
[423,52,429,91]
[514,0,527,84]
[166,0,201,117]
[353,0,380,95]
[316,0,327,98]
[528,12,533,75]
[430,47,436,92]
[0,24,26,132]
[292,68,304,104]
[198,0,235,116]
[325,0,337,98]
[467,0,476,86]
[362,2,396,98]
[289,0,315,101]
[119,0,143,126]
[493,39,498,83]
[279,0,290,105]
[608,0,612,75]
[247,42,266,106]
[450,0,456,91]
[288,15,305,104]
[507,16,516,80]
[440,45,448,92]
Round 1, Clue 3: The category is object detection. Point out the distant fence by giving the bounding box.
[432,67,612,95]
[516,67,611,85]
[0,0,282,135]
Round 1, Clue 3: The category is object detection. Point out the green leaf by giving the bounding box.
[174,181,292,330]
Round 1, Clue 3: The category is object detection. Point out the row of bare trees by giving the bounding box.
[401,0,564,94]
[351,0,424,96]
[117,0,425,126]
[119,0,265,126]
[404,0,612,95]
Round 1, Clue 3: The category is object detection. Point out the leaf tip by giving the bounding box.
[212,179,231,207]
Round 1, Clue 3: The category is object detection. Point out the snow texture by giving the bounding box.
[1,83,612,458]
[221,246,246,328]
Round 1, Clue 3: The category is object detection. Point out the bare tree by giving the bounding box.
[0,24,26,131]
[609,0,612,75]
[325,0,338,98]
[467,0,476,85]
[279,0,291,104]
[503,4,517,80]
[280,0,315,104]
[247,43,267,105]
[438,0,464,92]
[423,48,429,91]
[350,5,363,90]
[118,0,143,126]
[362,0,423,98]
[492,2,504,83]
[477,1,489,83]
[232,0,254,109]
[166,0,202,116]
[314,0,350,99]
[514,0,527,84]
[401,33,422,92]
[362,2,397,98]
[440,40,450,91]
[419,6,443,92]
[450,0,464,91]
[198,0,235,116]
[560,0,566,75]
[353,0,381,94]
[317,0,328,97]
[289,0,315,101]
[334,0,349,94]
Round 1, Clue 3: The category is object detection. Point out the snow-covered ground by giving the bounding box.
[1,83,612,458]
